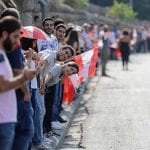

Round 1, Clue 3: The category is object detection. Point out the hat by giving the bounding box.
[83,23,91,28]
[75,26,83,32]
[102,25,109,30]
[67,23,75,28]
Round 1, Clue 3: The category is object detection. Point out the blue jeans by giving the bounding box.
[0,123,15,150]
[12,101,34,150]
[52,82,62,121]
[31,89,45,145]
[44,84,56,132]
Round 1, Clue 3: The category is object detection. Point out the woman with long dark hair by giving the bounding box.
[66,29,81,54]
[119,30,131,70]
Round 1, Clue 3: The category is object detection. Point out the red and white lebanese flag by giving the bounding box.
[79,49,94,81]
[63,74,79,104]
[88,47,99,77]
[63,47,98,104]
[75,47,99,81]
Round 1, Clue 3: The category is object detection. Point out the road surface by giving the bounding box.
[60,54,150,150]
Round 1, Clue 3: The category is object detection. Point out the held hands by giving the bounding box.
[39,84,45,95]
[24,48,34,61]
[32,52,40,63]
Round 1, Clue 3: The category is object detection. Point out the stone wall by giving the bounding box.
[12,0,105,26]
[14,0,41,25]
[12,0,122,27]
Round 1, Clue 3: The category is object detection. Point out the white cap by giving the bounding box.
[75,26,83,32]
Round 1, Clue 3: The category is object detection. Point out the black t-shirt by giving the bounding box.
[7,48,24,100]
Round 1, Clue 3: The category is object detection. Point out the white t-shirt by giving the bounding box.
[30,61,38,89]
[39,50,57,76]
[0,50,17,124]
[46,63,62,87]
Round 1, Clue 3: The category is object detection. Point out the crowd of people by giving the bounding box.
[0,7,150,150]
[0,8,79,150]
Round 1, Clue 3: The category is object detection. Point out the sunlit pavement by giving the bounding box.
[60,54,150,150]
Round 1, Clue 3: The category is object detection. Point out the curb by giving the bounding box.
[54,79,90,150]
[54,69,101,150]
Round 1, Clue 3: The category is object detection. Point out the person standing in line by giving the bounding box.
[42,20,68,132]
[0,8,35,150]
[75,26,86,53]
[119,29,131,71]
[66,29,81,55]
[0,16,36,150]
[52,22,68,126]
[82,23,92,51]
[42,46,75,133]
[42,17,59,51]
[21,37,50,149]
[55,23,67,48]
[99,25,111,76]
[141,27,148,53]
[43,62,79,133]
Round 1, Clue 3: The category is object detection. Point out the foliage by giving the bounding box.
[90,0,150,20]
[64,0,89,9]
[106,0,137,23]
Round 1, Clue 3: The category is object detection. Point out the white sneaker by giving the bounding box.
[43,136,53,144]
[51,121,65,130]
[33,143,50,150]
[56,121,66,126]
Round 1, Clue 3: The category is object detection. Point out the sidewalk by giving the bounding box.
[50,69,101,150]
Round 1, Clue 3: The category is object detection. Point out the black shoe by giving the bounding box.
[102,73,110,77]
[102,73,107,76]
[58,116,67,123]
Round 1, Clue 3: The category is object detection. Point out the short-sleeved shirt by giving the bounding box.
[7,48,24,69]
[7,48,24,100]
[39,50,57,76]
[46,63,62,87]
[37,34,59,52]
[0,50,17,124]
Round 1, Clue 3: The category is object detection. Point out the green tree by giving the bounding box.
[107,0,137,23]
[64,0,89,9]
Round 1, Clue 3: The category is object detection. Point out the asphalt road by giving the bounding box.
[61,54,150,150]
